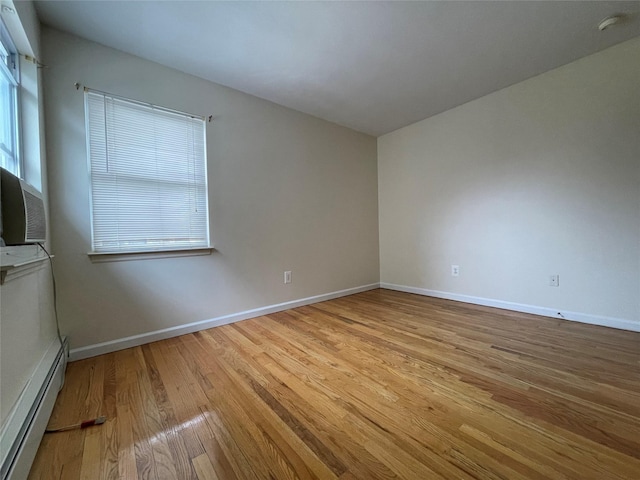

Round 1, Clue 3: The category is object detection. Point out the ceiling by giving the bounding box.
[34,1,640,136]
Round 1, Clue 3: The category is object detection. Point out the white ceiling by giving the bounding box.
[34,1,640,136]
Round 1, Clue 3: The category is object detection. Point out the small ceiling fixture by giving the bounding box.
[598,15,624,31]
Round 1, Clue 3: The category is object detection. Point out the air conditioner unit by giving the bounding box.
[0,167,46,245]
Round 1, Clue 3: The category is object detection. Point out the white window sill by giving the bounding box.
[0,246,49,285]
[87,247,214,263]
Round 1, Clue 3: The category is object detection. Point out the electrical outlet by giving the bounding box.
[549,274,559,287]
[451,265,459,277]
[284,271,292,284]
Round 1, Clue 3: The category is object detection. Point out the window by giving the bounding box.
[0,19,20,177]
[85,90,209,253]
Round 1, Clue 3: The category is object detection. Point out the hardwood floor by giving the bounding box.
[29,289,640,479]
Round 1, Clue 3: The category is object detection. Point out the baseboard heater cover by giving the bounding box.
[1,338,67,480]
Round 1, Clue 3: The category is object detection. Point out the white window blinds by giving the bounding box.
[85,90,209,253]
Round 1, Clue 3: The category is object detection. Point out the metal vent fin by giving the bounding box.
[23,189,46,241]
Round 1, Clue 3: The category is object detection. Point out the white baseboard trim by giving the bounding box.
[1,338,67,480]
[69,283,381,361]
[380,283,640,332]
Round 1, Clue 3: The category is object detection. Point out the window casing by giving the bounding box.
[85,90,209,253]
[0,19,20,177]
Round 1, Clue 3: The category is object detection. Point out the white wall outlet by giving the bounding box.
[451,265,460,277]
[549,274,559,287]
[284,271,292,284]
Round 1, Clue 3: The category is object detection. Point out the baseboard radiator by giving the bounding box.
[1,338,67,480]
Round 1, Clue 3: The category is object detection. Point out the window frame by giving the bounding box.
[84,89,211,257]
[0,18,22,178]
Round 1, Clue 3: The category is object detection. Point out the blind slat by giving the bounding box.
[85,91,209,252]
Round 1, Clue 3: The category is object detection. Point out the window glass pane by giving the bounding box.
[0,68,11,150]
[0,18,19,176]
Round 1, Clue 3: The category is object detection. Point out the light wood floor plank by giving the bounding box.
[29,289,640,479]
[191,453,219,480]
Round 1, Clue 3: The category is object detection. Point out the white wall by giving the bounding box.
[379,37,640,326]
[42,28,379,352]
[0,1,58,427]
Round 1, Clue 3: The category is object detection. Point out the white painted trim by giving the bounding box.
[69,283,380,361]
[0,257,47,285]
[380,283,640,332]
[87,247,214,263]
[0,246,48,285]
